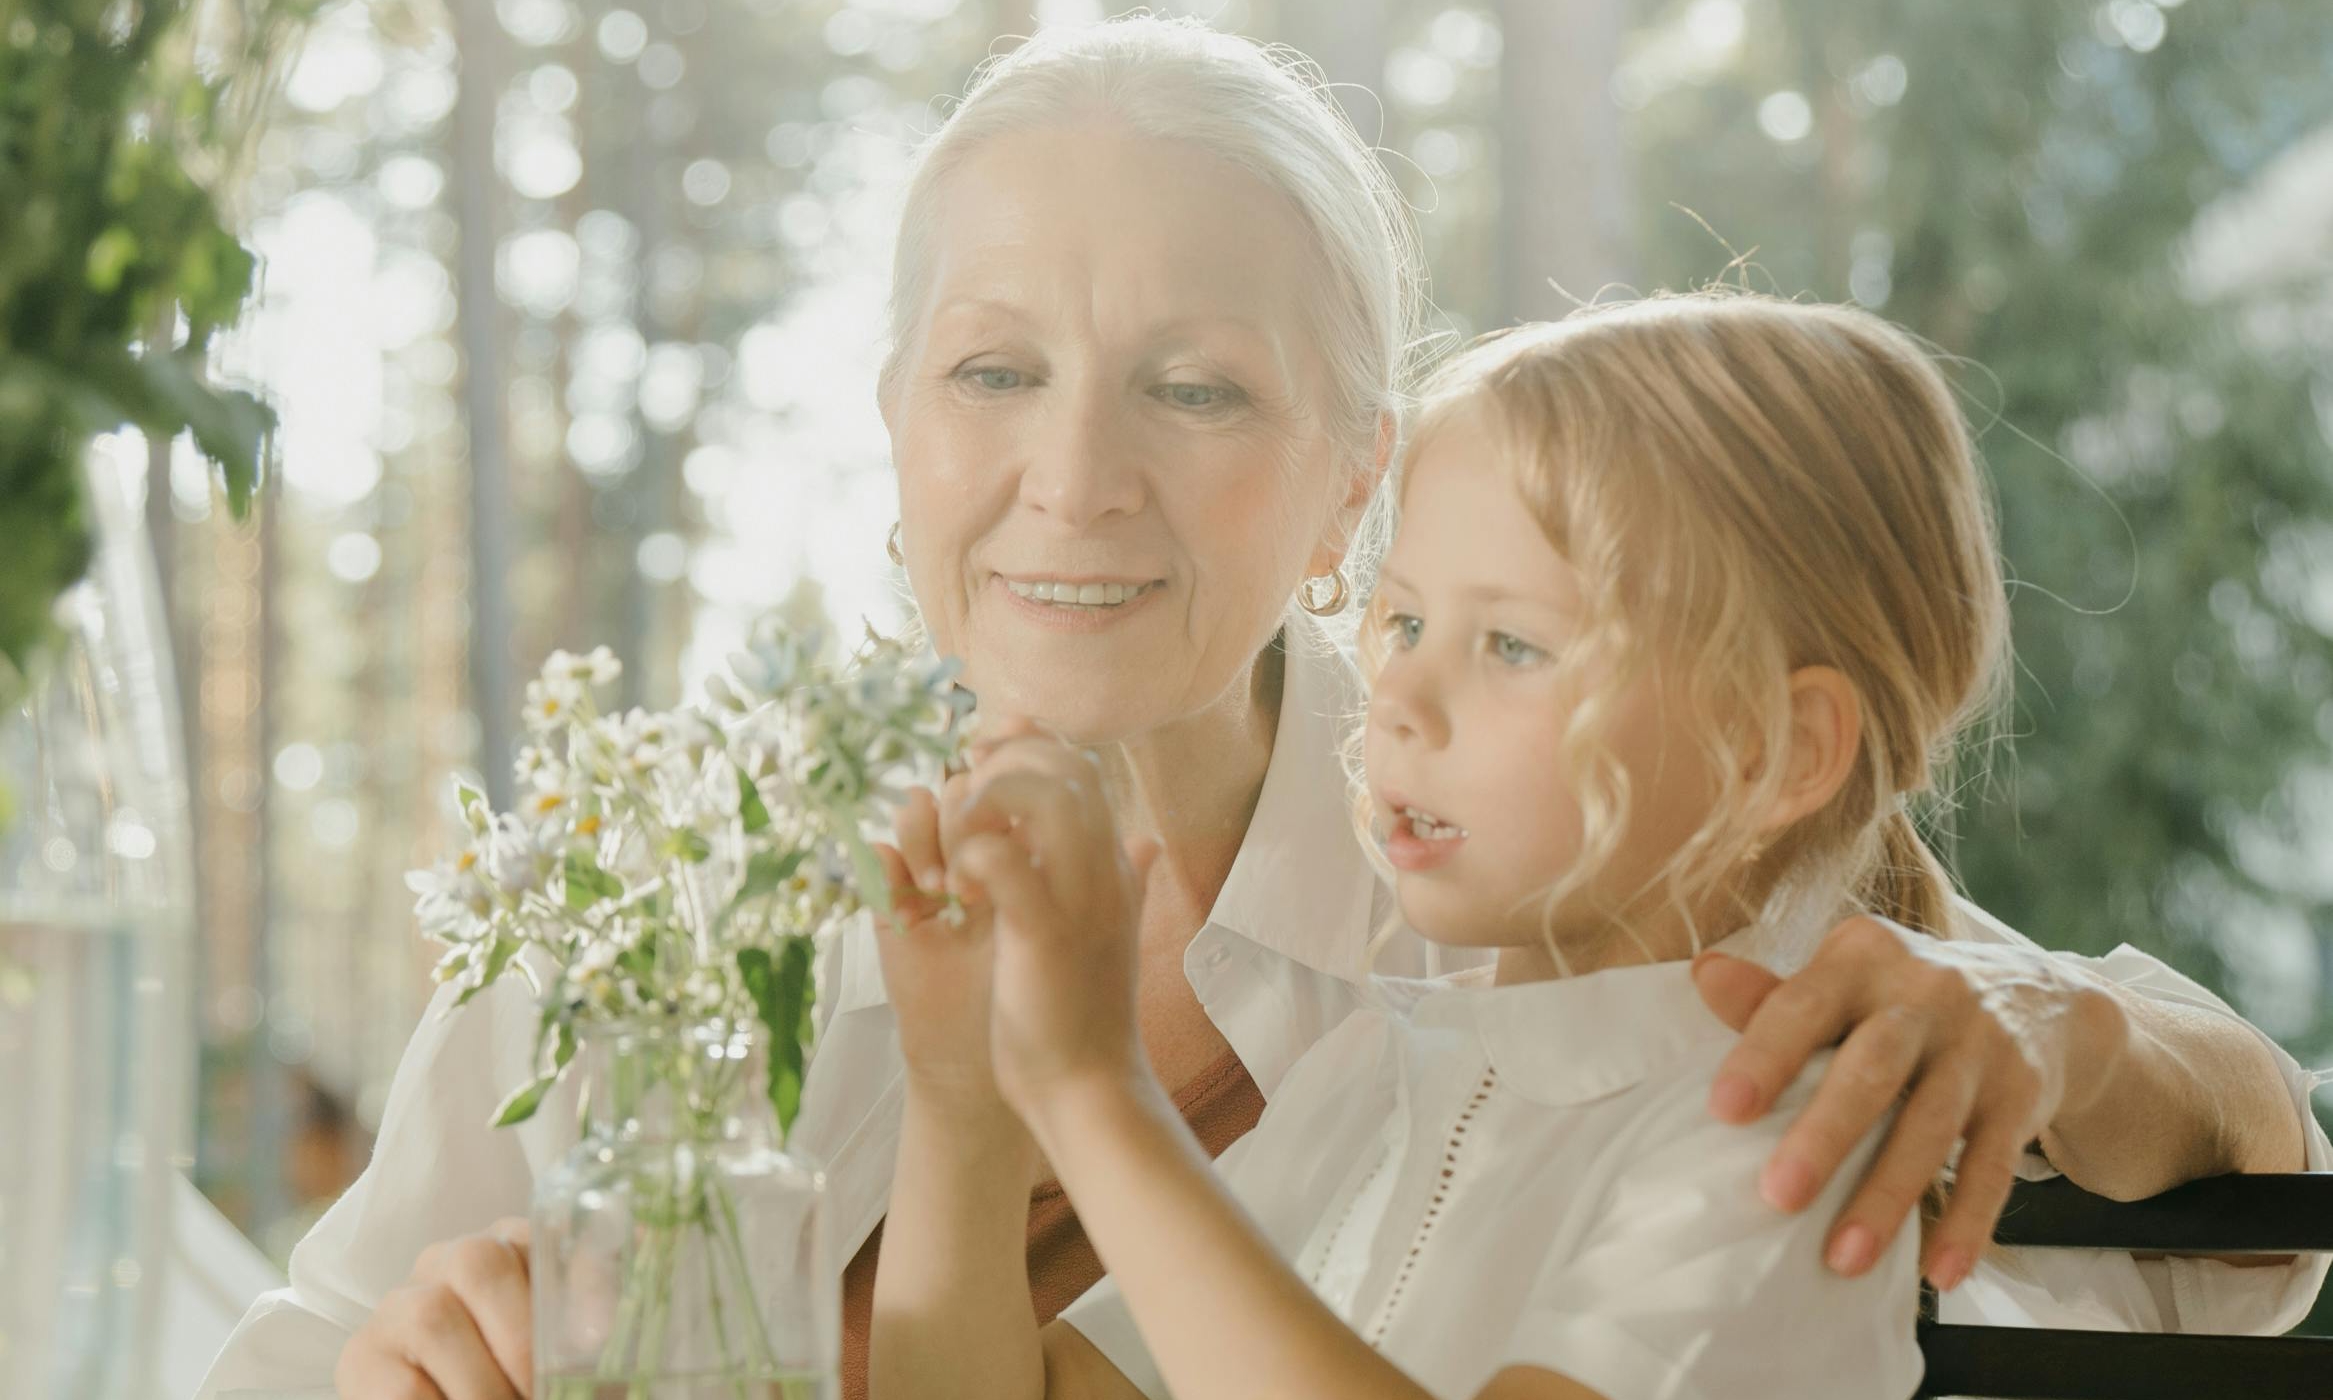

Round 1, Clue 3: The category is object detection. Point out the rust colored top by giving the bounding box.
[838,1048,1266,1399]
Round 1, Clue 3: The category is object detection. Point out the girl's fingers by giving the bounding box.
[953,770,1097,914]
[895,788,947,893]
[951,832,1056,931]
[964,714,1053,766]
[870,843,942,930]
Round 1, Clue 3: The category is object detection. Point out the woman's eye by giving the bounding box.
[1155,381,1239,410]
[1490,631,1546,667]
[1386,613,1423,649]
[959,366,1027,392]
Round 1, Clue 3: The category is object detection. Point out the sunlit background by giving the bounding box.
[151,0,2333,1324]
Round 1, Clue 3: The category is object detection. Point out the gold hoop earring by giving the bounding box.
[886,521,904,567]
[1298,568,1350,617]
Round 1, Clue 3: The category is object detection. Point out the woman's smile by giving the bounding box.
[989,571,1169,632]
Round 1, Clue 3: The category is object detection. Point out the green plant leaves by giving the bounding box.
[738,939,815,1139]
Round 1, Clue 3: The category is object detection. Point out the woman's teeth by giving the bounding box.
[1005,579,1154,608]
[1400,805,1467,841]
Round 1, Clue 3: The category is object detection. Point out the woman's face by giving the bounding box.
[884,122,1361,742]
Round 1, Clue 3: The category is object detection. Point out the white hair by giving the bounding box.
[879,14,1429,634]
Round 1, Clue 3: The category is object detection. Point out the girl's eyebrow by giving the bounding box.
[1377,566,1541,606]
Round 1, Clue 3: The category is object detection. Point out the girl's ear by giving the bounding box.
[1760,666,1864,832]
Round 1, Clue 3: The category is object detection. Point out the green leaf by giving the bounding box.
[86,227,139,294]
[739,940,816,1139]
[716,848,806,931]
[736,764,772,834]
[491,1074,555,1128]
[450,935,521,1008]
[837,825,890,917]
[491,1013,577,1129]
[563,848,623,911]
[665,827,712,864]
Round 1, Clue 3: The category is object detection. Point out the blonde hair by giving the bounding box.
[878,15,1429,637]
[1355,291,2010,955]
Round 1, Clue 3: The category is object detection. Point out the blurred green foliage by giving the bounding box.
[1628,0,2333,1068]
[0,0,313,698]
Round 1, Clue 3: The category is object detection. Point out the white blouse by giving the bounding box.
[1059,953,1926,1400]
[196,611,2333,1396]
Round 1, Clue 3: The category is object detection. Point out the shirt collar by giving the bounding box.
[1402,925,1781,1107]
[1200,611,1383,985]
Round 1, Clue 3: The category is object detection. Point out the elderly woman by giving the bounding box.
[201,17,2327,1400]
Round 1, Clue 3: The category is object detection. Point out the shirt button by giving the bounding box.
[1202,945,1231,971]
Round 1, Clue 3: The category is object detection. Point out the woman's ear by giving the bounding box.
[1761,666,1864,831]
[1307,412,1398,579]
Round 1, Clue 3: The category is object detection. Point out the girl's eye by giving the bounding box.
[1490,631,1546,667]
[1155,381,1241,410]
[1385,612,1423,649]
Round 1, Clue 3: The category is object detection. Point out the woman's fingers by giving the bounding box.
[334,1334,450,1400]
[1926,1104,2040,1291]
[951,771,1094,912]
[1817,1052,1979,1277]
[422,1228,534,1397]
[1708,963,1859,1134]
[1763,1005,1931,1213]
[369,1280,519,1400]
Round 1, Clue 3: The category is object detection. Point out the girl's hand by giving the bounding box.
[872,780,1010,1120]
[940,732,1161,1128]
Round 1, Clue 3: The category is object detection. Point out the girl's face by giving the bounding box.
[883,122,1363,743]
[1363,406,1726,976]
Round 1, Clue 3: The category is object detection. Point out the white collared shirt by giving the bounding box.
[1060,955,1927,1400]
[195,611,2333,1396]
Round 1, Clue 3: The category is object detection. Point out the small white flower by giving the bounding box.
[407,847,493,941]
[522,676,586,735]
[547,646,622,687]
[486,814,561,896]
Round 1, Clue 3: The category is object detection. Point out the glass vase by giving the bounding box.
[533,1018,837,1400]
[0,450,195,1397]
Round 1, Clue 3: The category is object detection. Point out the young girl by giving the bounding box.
[866,291,2007,1400]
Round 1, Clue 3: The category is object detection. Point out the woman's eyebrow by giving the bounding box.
[929,295,1035,329]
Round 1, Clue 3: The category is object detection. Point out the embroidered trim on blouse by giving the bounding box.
[1362,1066,1499,1346]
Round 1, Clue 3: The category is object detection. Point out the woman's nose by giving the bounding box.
[1017,388,1146,527]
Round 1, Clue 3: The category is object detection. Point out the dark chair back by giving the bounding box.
[1914,1172,2333,1399]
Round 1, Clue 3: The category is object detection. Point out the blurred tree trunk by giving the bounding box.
[1496,0,1632,322]
[449,0,515,807]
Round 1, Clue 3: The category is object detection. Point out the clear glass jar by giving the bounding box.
[533,1018,837,1400]
[0,451,195,1397]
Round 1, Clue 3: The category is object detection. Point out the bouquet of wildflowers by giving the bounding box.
[407,620,971,1140]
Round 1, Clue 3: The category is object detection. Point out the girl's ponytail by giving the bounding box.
[1860,808,1957,940]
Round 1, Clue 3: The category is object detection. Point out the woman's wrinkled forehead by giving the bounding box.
[913,124,1330,362]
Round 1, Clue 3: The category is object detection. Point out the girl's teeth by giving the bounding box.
[1401,806,1467,841]
[1005,579,1150,607]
